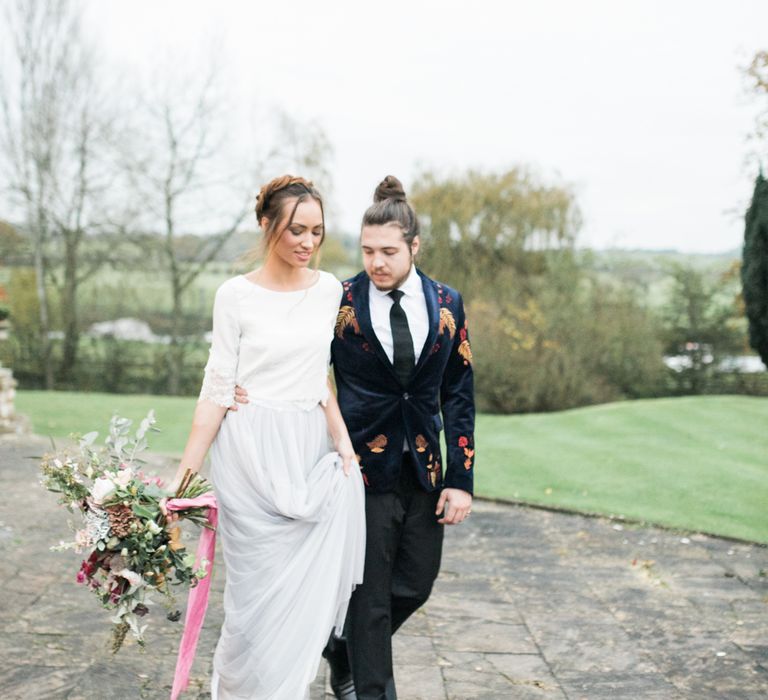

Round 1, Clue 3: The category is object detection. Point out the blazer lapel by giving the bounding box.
[353,275,400,381]
[414,269,439,374]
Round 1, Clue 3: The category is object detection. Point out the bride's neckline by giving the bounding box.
[239,270,321,293]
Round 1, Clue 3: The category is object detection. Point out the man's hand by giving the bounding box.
[436,488,472,525]
[229,385,250,411]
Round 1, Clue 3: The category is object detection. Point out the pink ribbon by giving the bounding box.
[166,492,218,700]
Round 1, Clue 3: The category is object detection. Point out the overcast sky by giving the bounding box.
[88,0,767,253]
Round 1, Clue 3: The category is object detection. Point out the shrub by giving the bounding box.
[468,282,665,413]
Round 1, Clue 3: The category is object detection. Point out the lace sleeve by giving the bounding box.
[198,281,240,407]
[198,367,236,408]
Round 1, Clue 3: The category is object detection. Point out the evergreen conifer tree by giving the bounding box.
[742,173,768,366]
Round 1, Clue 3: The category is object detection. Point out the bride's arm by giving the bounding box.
[322,378,355,476]
[171,400,229,487]
[161,401,227,520]
[169,280,241,493]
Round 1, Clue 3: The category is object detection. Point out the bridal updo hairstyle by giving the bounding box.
[255,175,325,257]
[362,175,420,247]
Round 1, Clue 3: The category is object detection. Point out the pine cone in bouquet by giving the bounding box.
[106,504,136,538]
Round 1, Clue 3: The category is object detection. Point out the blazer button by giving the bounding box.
[403,392,410,400]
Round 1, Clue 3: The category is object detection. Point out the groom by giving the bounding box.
[325,212,475,699]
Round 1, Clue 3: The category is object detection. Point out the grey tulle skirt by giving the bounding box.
[209,400,365,700]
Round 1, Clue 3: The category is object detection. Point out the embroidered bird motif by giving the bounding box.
[366,434,388,453]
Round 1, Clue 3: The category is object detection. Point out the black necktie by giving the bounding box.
[389,289,415,386]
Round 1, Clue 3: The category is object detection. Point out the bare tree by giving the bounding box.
[0,0,69,387]
[47,67,122,381]
[747,51,768,170]
[121,66,254,395]
[0,0,117,385]
[269,111,334,201]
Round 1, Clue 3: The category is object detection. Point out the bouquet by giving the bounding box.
[40,410,213,653]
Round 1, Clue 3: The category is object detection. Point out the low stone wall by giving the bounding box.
[0,363,19,433]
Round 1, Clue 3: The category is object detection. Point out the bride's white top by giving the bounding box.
[198,271,343,410]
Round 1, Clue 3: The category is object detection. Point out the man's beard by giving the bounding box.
[370,260,413,292]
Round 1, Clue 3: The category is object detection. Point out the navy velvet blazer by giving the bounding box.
[331,269,475,495]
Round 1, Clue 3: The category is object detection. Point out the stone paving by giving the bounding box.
[1,434,767,699]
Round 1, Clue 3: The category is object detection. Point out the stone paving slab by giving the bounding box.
[1,435,767,699]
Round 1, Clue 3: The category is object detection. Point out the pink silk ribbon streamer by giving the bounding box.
[166,492,218,700]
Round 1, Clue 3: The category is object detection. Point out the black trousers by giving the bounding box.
[347,458,444,700]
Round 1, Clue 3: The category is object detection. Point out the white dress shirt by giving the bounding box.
[368,265,429,367]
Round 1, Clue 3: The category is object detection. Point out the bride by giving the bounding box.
[167,175,365,699]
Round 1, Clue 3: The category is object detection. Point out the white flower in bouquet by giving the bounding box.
[113,469,133,488]
[115,568,143,590]
[91,477,116,505]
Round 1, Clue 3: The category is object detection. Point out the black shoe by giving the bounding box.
[322,636,357,700]
[330,673,357,700]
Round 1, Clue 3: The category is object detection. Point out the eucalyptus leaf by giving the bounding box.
[143,483,165,499]
[80,431,98,446]
[132,504,157,520]
[136,411,156,440]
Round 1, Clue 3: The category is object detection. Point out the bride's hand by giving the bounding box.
[334,436,356,477]
[159,497,180,525]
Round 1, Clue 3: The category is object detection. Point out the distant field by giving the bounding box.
[78,265,232,319]
[584,248,739,308]
[15,392,768,543]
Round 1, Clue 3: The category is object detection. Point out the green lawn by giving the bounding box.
[16,391,197,455]
[476,396,768,543]
[16,391,768,543]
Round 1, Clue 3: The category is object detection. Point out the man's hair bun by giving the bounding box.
[363,175,419,244]
[374,175,407,203]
